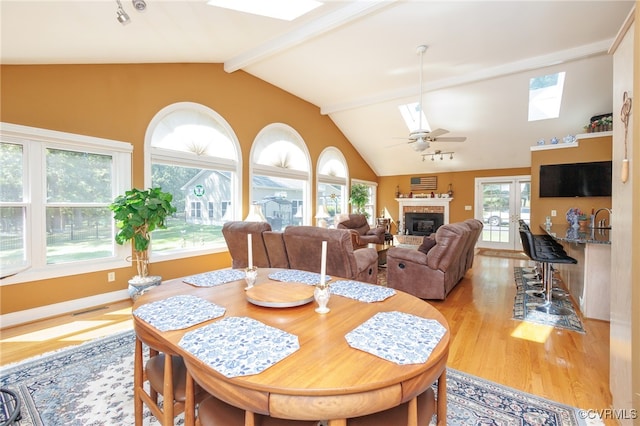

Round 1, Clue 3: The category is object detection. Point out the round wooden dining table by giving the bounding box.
[133,269,449,426]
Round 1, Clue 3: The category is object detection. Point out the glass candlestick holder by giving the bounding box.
[244,266,258,290]
[314,282,331,314]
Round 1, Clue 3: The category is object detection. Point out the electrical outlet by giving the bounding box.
[107,272,116,282]
[465,205,472,211]
[551,210,557,217]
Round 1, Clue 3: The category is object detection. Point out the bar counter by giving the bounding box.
[539,224,611,321]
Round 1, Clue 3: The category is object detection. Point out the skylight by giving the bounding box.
[399,102,430,132]
[528,72,566,121]
[206,0,323,21]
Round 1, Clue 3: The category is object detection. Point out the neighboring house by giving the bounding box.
[181,170,232,226]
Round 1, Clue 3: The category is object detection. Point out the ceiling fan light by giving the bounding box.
[412,138,429,152]
[116,0,130,24]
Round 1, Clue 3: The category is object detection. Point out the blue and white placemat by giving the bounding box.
[330,280,396,303]
[268,269,331,285]
[178,316,299,378]
[133,295,226,331]
[345,311,447,365]
[183,269,245,287]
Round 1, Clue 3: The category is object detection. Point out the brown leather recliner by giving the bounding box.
[221,221,272,269]
[336,214,385,248]
[283,226,378,284]
[386,221,480,300]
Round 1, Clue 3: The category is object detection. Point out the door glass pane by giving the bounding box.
[151,164,229,252]
[480,182,512,244]
[519,182,531,226]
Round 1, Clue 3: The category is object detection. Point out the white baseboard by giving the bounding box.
[0,290,130,328]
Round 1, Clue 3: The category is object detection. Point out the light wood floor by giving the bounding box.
[0,253,612,423]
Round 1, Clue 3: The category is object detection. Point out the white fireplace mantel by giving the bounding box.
[395,197,453,225]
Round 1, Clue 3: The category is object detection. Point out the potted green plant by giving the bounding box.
[109,187,176,299]
[349,183,370,218]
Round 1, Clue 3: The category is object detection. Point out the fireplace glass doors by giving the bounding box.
[404,212,443,236]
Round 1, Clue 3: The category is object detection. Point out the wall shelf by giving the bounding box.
[530,131,612,151]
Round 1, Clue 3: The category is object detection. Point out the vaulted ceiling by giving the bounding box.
[1,0,634,176]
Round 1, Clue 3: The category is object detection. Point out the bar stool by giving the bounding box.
[519,228,576,316]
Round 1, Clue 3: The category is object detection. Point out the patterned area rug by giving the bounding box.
[513,266,585,333]
[0,330,599,425]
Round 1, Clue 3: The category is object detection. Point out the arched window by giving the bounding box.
[145,102,241,258]
[250,124,311,231]
[316,147,348,228]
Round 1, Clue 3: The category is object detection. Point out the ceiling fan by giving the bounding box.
[402,45,466,152]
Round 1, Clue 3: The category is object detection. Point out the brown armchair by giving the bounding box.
[283,226,378,284]
[386,221,480,300]
[336,214,385,248]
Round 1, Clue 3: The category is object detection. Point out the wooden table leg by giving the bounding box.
[244,411,257,426]
[407,396,418,426]
[437,369,447,426]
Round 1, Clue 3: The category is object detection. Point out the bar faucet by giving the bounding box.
[593,208,612,229]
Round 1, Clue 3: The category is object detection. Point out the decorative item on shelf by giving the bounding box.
[395,185,400,198]
[447,183,453,197]
[577,214,588,229]
[109,187,177,300]
[583,113,613,133]
[314,241,330,314]
[565,208,583,229]
[537,139,545,145]
[563,134,576,144]
[550,137,559,145]
[620,91,632,183]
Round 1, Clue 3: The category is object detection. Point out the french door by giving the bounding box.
[475,176,531,250]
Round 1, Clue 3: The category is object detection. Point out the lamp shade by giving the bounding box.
[315,205,329,219]
[245,203,267,222]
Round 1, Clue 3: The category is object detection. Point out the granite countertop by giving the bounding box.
[539,224,611,245]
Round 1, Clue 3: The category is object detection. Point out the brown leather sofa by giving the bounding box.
[222,222,379,284]
[336,214,386,248]
[386,219,483,299]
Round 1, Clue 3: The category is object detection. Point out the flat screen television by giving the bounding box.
[539,161,612,197]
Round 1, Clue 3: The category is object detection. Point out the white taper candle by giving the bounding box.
[320,240,327,285]
[247,233,253,269]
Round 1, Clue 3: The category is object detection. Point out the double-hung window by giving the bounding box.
[0,123,132,284]
[146,103,241,258]
[316,147,348,228]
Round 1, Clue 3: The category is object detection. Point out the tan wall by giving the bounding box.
[530,135,612,229]
[378,167,530,232]
[0,63,376,315]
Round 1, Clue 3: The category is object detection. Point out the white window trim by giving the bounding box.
[351,178,378,225]
[0,122,133,286]
[250,123,312,225]
[144,103,242,262]
[317,147,349,215]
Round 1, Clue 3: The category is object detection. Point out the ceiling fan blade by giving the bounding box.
[434,136,467,142]
[428,128,449,138]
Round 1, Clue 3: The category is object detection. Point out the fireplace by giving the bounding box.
[405,212,444,236]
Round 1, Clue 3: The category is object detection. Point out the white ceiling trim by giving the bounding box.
[320,38,614,115]
[223,0,396,73]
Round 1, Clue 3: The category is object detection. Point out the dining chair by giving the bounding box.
[134,329,205,426]
[192,380,435,426]
[347,388,436,425]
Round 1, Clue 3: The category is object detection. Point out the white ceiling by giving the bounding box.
[1,0,634,176]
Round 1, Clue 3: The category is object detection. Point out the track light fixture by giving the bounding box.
[116,0,146,25]
[116,0,130,24]
[421,150,454,162]
[132,0,147,11]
